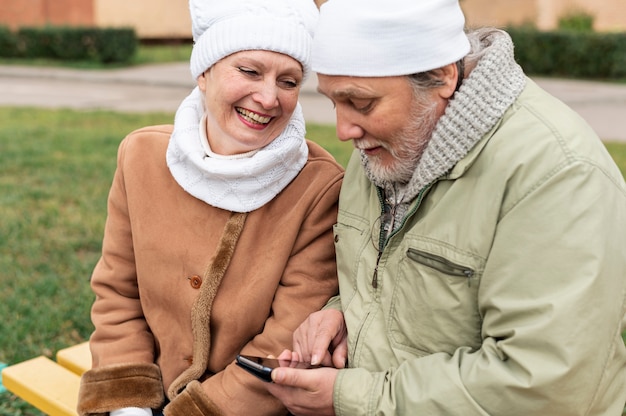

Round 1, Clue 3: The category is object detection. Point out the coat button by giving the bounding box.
[188,275,202,289]
[334,234,339,243]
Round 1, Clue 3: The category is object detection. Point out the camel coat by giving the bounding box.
[77,125,343,415]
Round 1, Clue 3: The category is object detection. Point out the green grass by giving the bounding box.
[133,43,193,65]
[0,108,174,415]
[0,107,624,415]
[605,142,626,177]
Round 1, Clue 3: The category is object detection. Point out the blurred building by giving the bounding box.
[0,0,624,40]
[0,0,191,39]
[461,0,626,32]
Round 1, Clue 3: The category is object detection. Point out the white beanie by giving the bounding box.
[312,0,470,77]
[189,0,318,80]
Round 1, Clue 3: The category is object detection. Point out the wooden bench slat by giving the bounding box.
[2,356,80,416]
[56,342,91,376]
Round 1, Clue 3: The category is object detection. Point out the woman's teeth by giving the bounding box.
[237,108,271,124]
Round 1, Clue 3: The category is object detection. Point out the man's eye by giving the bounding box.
[352,100,373,113]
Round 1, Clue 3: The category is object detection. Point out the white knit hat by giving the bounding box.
[189,0,318,80]
[312,0,470,77]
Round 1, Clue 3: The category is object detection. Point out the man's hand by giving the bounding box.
[291,309,348,368]
[266,366,339,416]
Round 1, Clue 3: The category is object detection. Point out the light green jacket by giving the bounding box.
[330,80,626,415]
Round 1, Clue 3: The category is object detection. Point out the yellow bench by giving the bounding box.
[1,342,91,416]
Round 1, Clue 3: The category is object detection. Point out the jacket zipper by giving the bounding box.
[406,248,475,286]
[372,184,433,288]
[372,187,385,288]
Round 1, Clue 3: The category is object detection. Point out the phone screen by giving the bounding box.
[236,354,318,382]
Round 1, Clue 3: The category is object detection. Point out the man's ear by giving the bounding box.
[436,62,459,100]
[197,72,207,92]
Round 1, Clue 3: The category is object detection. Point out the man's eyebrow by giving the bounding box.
[316,87,368,99]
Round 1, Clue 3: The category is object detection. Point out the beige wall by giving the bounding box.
[461,0,626,31]
[460,0,537,29]
[94,0,191,39]
[315,0,626,32]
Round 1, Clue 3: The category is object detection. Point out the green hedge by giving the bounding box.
[0,26,137,63]
[507,27,626,80]
[0,25,18,57]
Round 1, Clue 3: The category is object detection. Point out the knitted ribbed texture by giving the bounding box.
[373,30,526,209]
[166,87,309,213]
[189,0,318,80]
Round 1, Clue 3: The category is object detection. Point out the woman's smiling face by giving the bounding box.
[197,49,303,155]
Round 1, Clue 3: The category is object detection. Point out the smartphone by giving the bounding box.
[235,354,318,382]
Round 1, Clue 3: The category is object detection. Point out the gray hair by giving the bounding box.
[407,27,500,93]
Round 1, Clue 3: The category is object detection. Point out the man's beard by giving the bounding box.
[360,97,439,184]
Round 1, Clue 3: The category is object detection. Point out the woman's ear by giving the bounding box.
[436,62,459,100]
[197,72,207,92]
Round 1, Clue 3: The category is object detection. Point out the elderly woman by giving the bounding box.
[76,1,343,415]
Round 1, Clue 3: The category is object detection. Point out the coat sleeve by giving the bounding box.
[190,162,344,416]
[78,137,164,414]
[334,161,626,415]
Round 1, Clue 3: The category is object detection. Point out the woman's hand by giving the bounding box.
[291,309,348,368]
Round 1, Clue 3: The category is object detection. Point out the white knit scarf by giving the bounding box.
[166,87,309,213]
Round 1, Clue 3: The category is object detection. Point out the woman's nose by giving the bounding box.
[252,82,279,109]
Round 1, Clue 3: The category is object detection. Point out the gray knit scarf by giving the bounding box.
[370,30,527,225]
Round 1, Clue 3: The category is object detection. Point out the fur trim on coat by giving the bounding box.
[77,362,164,415]
[167,212,247,399]
[164,381,223,416]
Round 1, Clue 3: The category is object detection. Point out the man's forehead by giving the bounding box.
[318,75,415,103]
[316,76,379,98]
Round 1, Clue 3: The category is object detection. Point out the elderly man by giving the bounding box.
[266,0,626,415]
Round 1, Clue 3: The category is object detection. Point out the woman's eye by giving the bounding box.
[279,79,299,89]
[238,67,258,76]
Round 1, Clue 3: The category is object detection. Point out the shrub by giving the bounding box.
[15,27,56,59]
[558,11,595,32]
[0,25,18,57]
[49,27,101,61]
[94,28,138,63]
[507,27,626,80]
[2,26,137,63]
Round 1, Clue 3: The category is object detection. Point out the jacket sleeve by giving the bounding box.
[186,164,344,416]
[78,137,164,414]
[334,161,626,415]
[324,295,343,311]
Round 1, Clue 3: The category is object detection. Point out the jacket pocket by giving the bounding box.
[406,249,475,282]
[388,244,483,355]
[333,221,370,308]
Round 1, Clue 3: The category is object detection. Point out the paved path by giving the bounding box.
[1,62,625,142]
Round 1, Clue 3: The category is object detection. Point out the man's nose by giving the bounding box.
[335,108,363,142]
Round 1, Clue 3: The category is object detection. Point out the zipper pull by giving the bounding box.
[372,266,378,288]
[372,250,383,288]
